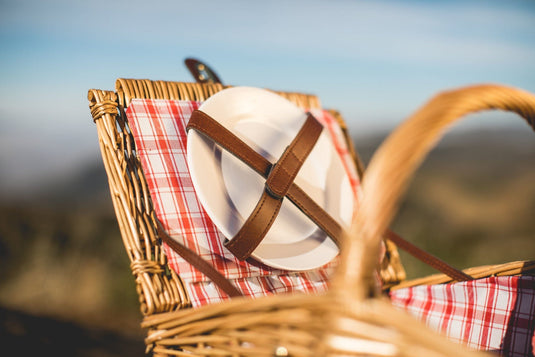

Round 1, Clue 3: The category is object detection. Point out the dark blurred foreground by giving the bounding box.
[0,306,145,357]
[0,126,534,356]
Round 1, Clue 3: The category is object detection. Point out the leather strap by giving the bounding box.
[187,110,344,250]
[155,218,244,297]
[225,114,323,260]
[186,109,473,282]
[385,230,473,282]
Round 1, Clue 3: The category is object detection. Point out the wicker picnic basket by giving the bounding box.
[88,76,535,356]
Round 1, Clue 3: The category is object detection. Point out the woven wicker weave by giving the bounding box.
[88,79,535,356]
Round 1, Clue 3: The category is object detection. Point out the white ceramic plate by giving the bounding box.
[186,87,353,271]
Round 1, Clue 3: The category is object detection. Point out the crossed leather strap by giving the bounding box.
[155,109,473,298]
[187,110,343,261]
[187,110,473,280]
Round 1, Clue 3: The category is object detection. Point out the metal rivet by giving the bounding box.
[274,346,289,356]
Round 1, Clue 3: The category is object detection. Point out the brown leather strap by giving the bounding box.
[186,110,472,281]
[155,218,244,297]
[225,114,323,260]
[187,110,344,249]
[385,230,473,282]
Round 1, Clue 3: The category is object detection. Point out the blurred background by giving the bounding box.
[1,0,534,355]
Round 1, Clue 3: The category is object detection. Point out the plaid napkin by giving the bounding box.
[390,275,535,356]
[126,98,360,306]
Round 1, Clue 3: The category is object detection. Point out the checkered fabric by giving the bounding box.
[390,276,535,356]
[125,98,360,307]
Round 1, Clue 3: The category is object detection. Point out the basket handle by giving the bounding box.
[334,84,535,299]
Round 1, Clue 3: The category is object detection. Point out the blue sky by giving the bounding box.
[1,0,534,195]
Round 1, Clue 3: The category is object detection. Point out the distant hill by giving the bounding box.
[353,125,535,167]
[352,126,535,277]
[1,159,113,212]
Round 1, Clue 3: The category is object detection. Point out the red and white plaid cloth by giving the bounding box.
[125,97,534,356]
[125,98,360,307]
[390,275,535,356]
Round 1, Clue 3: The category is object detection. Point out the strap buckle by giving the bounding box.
[185,58,223,84]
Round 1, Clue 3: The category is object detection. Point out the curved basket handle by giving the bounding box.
[334,84,535,299]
